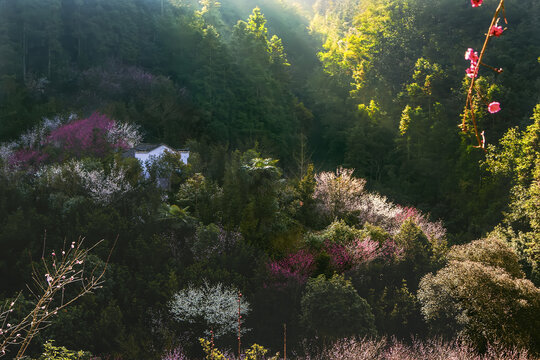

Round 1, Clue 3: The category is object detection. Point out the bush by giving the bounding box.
[300,274,376,341]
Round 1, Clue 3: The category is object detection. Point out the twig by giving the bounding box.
[463,0,505,150]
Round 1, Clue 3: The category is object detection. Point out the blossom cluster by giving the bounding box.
[313,168,446,242]
[314,167,366,218]
[393,206,446,242]
[38,159,132,205]
[267,249,315,285]
[324,241,354,272]
[47,113,131,157]
[169,281,250,338]
[321,237,383,272]
[266,235,406,286]
[356,194,446,242]
[342,237,404,269]
[465,48,479,79]
[471,0,483,8]
[2,113,141,170]
[0,114,74,171]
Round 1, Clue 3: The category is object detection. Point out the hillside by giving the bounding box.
[0,0,539,358]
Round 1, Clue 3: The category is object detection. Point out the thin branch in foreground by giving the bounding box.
[0,236,116,359]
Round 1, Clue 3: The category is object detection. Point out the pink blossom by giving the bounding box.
[380,240,404,261]
[324,241,354,272]
[464,48,478,63]
[466,65,477,78]
[490,25,504,37]
[9,149,49,167]
[464,48,479,78]
[47,113,118,157]
[351,238,380,265]
[470,0,483,7]
[488,102,501,113]
[267,249,315,285]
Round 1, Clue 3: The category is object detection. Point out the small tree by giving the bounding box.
[314,167,366,220]
[300,274,376,341]
[169,281,249,338]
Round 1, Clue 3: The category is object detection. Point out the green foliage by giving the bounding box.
[300,274,376,340]
[394,220,435,288]
[199,338,226,360]
[418,237,540,351]
[177,172,222,224]
[484,104,540,282]
[198,339,278,360]
[296,164,319,227]
[448,236,524,278]
[308,219,364,247]
[371,280,422,337]
[38,340,91,360]
[0,0,539,356]
[244,343,278,360]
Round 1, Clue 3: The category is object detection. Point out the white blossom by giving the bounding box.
[169,280,250,338]
[0,142,16,170]
[38,159,132,205]
[107,121,142,148]
[314,167,366,218]
[357,193,402,233]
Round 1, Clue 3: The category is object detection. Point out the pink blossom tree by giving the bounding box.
[267,249,315,286]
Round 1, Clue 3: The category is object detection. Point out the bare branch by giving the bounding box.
[0,237,112,359]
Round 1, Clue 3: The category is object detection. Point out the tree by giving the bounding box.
[418,236,540,351]
[313,167,366,220]
[169,281,249,338]
[484,104,540,283]
[300,274,376,341]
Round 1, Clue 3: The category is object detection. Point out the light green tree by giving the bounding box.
[418,236,540,351]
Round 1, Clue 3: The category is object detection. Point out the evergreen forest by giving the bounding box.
[0,0,539,358]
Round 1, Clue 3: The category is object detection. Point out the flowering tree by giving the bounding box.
[47,113,139,157]
[300,274,376,341]
[2,113,141,170]
[169,281,250,338]
[38,159,132,205]
[418,237,540,351]
[267,249,315,286]
[314,167,366,219]
[356,193,446,244]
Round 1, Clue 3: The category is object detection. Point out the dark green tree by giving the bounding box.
[300,274,376,341]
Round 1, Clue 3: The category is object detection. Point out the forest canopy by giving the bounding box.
[0,0,539,358]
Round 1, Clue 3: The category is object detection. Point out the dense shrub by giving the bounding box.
[300,274,376,341]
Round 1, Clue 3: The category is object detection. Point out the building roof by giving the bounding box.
[133,143,169,152]
[122,143,189,158]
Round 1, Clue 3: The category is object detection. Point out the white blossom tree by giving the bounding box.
[314,167,366,219]
[169,281,249,338]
